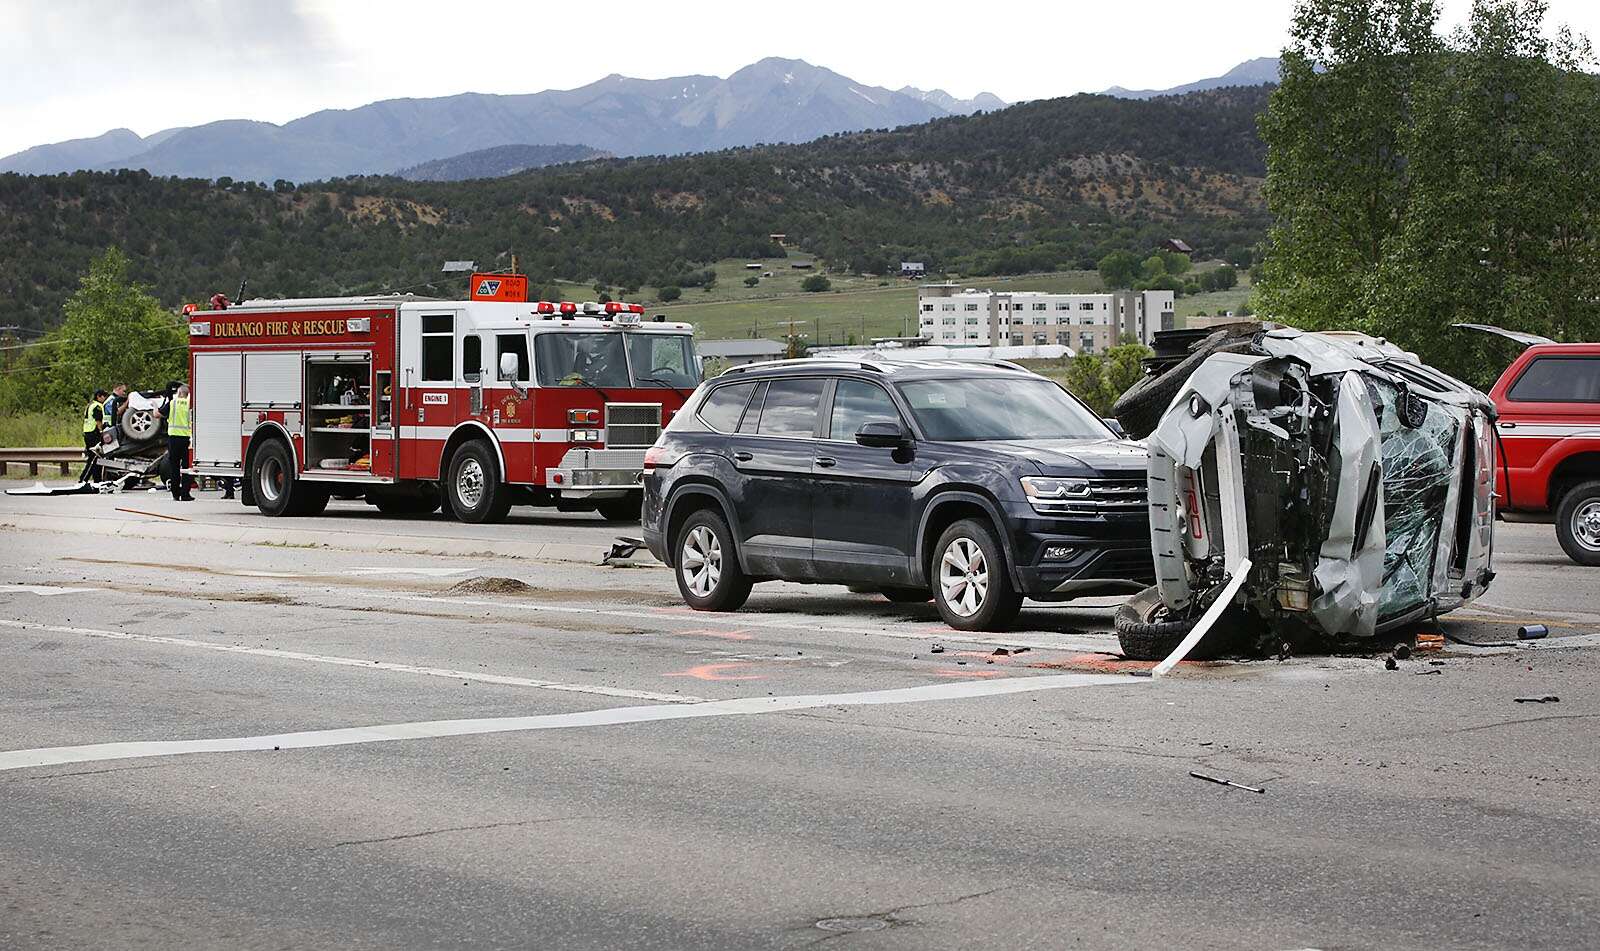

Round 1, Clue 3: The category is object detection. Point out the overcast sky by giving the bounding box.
[3,0,1597,158]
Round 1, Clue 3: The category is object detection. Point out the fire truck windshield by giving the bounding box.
[534,332,700,389]
[535,333,630,388]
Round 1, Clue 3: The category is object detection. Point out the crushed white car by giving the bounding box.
[1113,326,1497,660]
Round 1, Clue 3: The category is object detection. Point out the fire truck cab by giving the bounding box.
[186,279,699,524]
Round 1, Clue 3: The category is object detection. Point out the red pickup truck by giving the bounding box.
[1470,327,1600,565]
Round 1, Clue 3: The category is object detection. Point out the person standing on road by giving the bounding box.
[103,383,128,437]
[162,384,194,501]
[80,389,108,483]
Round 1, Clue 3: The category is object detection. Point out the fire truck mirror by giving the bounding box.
[499,352,527,398]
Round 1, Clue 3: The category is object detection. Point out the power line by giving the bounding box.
[0,337,78,353]
[0,344,188,378]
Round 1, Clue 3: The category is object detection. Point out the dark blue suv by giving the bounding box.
[641,358,1154,631]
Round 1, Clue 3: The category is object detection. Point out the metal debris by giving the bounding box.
[1513,695,1560,704]
[1189,770,1265,794]
[1517,624,1549,640]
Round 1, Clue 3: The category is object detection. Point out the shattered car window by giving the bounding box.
[1370,379,1460,620]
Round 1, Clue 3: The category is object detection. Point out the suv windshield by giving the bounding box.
[533,332,700,388]
[896,377,1110,441]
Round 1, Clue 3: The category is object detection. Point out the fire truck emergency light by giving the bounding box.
[559,302,577,317]
[535,301,555,314]
[581,302,603,315]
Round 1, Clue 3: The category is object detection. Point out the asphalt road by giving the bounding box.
[2,488,1598,949]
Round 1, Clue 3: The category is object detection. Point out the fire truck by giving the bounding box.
[184,274,699,523]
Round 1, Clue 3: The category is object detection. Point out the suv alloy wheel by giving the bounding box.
[675,509,752,612]
[931,519,1022,631]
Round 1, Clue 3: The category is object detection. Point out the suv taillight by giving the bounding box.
[643,444,679,471]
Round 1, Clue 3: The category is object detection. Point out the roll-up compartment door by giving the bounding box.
[194,352,243,467]
[244,351,302,408]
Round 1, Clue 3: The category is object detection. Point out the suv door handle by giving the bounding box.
[816,456,837,468]
[733,451,753,462]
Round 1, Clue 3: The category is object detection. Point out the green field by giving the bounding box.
[1174,272,1254,324]
[644,264,1104,344]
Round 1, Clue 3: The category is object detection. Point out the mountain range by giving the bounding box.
[1102,57,1280,99]
[0,58,1005,182]
[394,144,612,182]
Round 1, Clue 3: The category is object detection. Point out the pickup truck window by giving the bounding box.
[1508,356,1600,402]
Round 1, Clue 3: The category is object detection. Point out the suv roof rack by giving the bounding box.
[722,357,892,375]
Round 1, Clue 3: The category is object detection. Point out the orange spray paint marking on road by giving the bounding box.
[678,629,754,642]
[930,668,1007,679]
[665,662,765,681]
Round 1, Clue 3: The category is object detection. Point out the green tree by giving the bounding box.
[743,275,760,287]
[0,248,185,413]
[1257,0,1443,333]
[802,275,832,293]
[1063,353,1117,416]
[1104,342,1152,399]
[1097,250,1142,290]
[658,285,682,302]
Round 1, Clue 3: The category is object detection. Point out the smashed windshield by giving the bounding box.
[534,333,630,388]
[896,378,1110,441]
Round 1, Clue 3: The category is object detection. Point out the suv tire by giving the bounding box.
[446,441,512,524]
[675,509,752,612]
[1112,325,1261,440]
[931,519,1022,631]
[1555,480,1600,566]
[882,586,932,603]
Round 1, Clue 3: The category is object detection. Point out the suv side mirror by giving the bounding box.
[856,419,911,449]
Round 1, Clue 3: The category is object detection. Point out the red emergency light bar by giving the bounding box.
[559,301,577,316]
[603,301,623,314]
[535,301,555,314]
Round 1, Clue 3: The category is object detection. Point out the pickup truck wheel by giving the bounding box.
[447,442,511,524]
[931,519,1022,632]
[1556,480,1600,566]
[675,510,752,612]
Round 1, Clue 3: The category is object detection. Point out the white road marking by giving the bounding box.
[0,618,704,704]
[0,584,101,596]
[344,567,480,577]
[344,590,1123,655]
[0,672,1137,773]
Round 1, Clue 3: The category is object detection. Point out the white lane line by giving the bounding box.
[343,590,1122,655]
[0,584,101,596]
[0,672,1137,773]
[0,618,704,704]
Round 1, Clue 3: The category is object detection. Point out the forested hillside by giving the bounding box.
[0,86,1271,332]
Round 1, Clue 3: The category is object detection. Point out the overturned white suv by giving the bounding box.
[1113,326,1497,659]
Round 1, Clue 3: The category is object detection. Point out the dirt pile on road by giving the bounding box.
[444,576,535,596]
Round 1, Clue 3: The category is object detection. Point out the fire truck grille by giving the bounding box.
[605,403,662,448]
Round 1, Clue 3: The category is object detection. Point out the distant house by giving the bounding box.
[1161,238,1195,255]
[790,260,814,269]
[744,263,762,270]
[696,338,788,368]
[769,233,787,243]
[900,262,926,278]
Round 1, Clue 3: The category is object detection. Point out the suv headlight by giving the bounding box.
[1021,476,1091,514]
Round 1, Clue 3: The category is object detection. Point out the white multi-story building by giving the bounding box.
[916,284,1175,352]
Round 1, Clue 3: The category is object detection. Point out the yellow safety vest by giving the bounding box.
[83,399,102,433]
[169,396,191,438]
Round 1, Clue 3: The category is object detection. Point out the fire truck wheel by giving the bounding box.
[251,440,298,517]
[290,486,331,517]
[447,441,512,524]
[674,509,752,612]
[595,496,642,523]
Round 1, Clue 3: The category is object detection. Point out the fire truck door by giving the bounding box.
[462,332,485,417]
[398,309,462,478]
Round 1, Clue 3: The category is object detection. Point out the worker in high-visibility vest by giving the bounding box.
[79,389,108,483]
[162,384,194,501]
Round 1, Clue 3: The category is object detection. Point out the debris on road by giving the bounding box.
[444,577,535,596]
[1385,656,1399,670]
[929,643,945,654]
[1518,624,1550,640]
[1514,695,1560,704]
[114,507,189,522]
[1189,771,1265,794]
[604,536,646,562]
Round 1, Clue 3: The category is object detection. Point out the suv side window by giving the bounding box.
[697,382,757,433]
[828,379,901,440]
[1509,356,1600,402]
[755,378,826,438]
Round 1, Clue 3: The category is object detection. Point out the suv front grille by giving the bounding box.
[1054,477,1149,516]
[605,402,661,448]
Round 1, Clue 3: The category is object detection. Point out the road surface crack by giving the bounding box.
[328,815,601,848]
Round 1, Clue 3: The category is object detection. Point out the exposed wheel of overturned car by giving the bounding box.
[1114,585,1240,661]
[1112,324,1262,440]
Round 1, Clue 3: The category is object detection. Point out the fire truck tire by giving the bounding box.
[370,487,441,516]
[674,509,752,612]
[290,486,331,517]
[446,441,512,524]
[595,496,642,523]
[250,440,299,517]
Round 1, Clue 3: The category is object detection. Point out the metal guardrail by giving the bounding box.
[0,447,81,477]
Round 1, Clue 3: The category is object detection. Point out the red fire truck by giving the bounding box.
[184,275,699,523]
